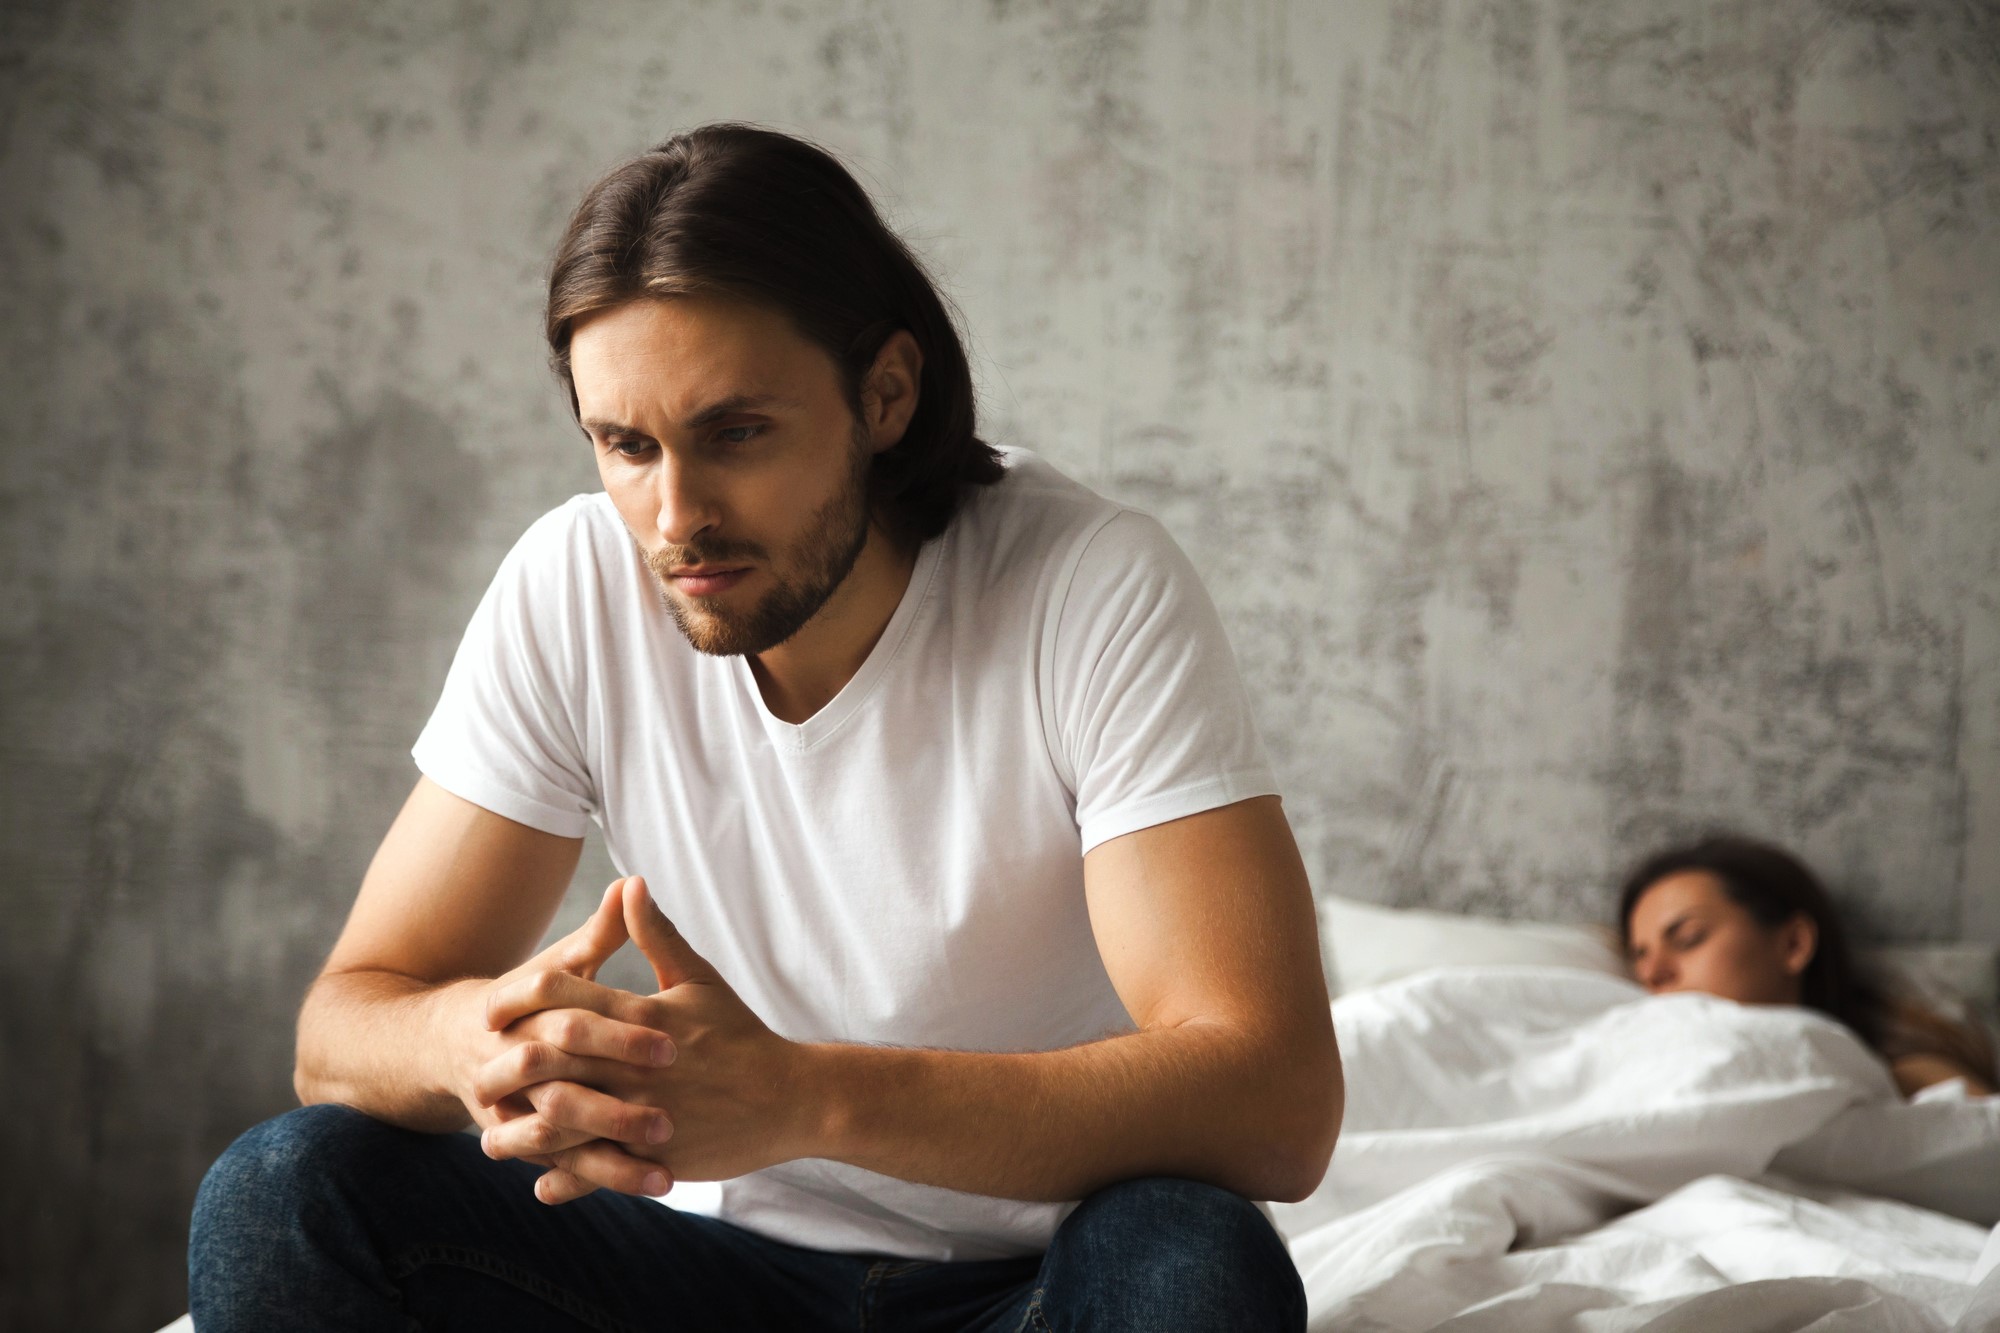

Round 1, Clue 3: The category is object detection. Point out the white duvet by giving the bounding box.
[153,967,1998,1333]
[1272,967,2000,1331]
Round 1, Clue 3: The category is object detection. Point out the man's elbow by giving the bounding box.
[292,976,351,1109]
[1266,1051,1343,1203]
[293,1061,328,1108]
[293,1036,343,1109]
[293,980,327,1106]
[1226,1022,1341,1204]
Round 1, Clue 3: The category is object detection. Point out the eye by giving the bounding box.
[715,424,763,445]
[604,437,653,459]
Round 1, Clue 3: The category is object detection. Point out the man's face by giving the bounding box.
[570,295,876,657]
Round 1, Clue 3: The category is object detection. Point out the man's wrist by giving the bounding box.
[788,1040,863,1163]
[424,976,494,1108]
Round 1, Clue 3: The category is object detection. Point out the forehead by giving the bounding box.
[568,295,840,420]
[1629,870,1732,934]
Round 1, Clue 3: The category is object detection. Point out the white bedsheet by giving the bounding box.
[154,968,2000,1332]
[1273,966,2000,1331]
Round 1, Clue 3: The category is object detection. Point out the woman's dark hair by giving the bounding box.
[1617,834,1995,1085]
[544,123,1004,543]
[1617,836,1881,1042]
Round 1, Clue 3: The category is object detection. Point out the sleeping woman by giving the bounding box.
[1619,835,1996,1098]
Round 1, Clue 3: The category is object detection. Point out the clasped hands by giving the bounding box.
[452,875,811,1206]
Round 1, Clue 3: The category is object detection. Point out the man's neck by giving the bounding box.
[747,523,917,725]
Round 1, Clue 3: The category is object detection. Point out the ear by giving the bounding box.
[1778,912,1819,978]
[858,330,923,455]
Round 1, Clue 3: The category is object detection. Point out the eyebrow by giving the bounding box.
[581,393,799,437]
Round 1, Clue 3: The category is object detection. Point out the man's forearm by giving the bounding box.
[294,970,482,1133]
[799,1017,1341,1204]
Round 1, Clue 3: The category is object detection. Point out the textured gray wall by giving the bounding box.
[4,1,1996,1325]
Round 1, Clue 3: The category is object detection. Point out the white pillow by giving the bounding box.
[1316,895,1628,996]
[1315,897,1999,1024]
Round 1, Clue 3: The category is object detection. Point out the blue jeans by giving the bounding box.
[190,1105,1306,1331]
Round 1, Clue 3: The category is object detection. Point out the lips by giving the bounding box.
[668,567,751,597]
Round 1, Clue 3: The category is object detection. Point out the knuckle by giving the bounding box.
[518,1042,553,1078]
[528,1119,562,1153]
[539,1085,576,1124]
[592,1147,645,1191]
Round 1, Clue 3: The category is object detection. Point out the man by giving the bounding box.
[191,123,1340,1331]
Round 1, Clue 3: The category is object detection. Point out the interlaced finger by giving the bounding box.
[481,1103,598,1163]
[485,968,665,1032]
[481,1081,671,1161]
[514,1007,676,1069]
[534,1142,673,1206]
[472,1043,637,1108]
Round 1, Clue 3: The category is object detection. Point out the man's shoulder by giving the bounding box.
[497,493,633,582]
[954,448,1141,578]
[515,490,624,546]
[978,447,1118,521]
[960,449,1184,592]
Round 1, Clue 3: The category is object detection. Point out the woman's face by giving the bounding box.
[1625,870,1816,1005]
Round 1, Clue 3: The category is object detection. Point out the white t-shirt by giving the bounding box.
[412,448,1279,1260]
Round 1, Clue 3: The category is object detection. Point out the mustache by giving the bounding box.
[642,538,769,577]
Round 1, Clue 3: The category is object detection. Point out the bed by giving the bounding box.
[1281,896,2000,1331]
[158,901,2000,1332]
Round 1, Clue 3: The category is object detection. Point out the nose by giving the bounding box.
[1634,952,1676,991]
[653,453,719,548]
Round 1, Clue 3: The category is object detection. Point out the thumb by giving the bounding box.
[622,876,711,990]
[547,878,631,981]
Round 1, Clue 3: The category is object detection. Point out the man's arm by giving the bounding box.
[806,795,1341,1202]
[295,777,669,1151]
[485,794,1342,1205]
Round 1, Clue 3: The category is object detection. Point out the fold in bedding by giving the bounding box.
[1273,966,2000,1331]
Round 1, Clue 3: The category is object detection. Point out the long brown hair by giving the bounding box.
[1616,835,1996,1086]
[544,123,1004,543]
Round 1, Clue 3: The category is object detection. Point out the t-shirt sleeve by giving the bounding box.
[1048,509,1281,854]
[410,505,598,839]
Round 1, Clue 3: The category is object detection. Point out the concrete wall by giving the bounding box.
[3,1,1995,1324]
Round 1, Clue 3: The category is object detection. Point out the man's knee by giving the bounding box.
[198,1104,406,1212]
[192,1102,443,1265]
[193,1106,467,1325]
[1041,1177,1305,1330]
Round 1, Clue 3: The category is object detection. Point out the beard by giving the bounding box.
[643,432,874,658]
